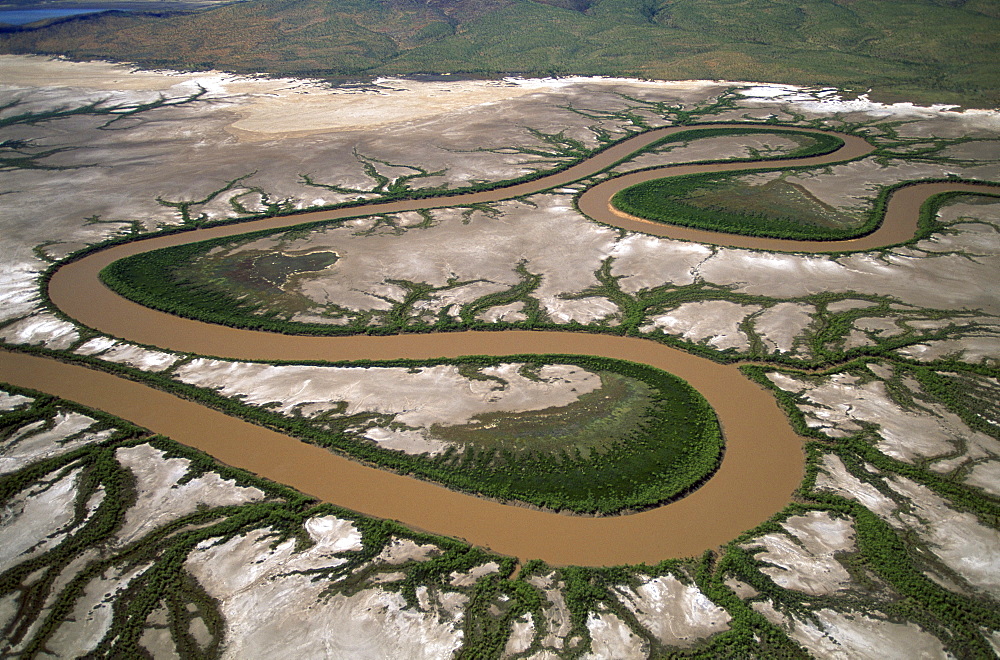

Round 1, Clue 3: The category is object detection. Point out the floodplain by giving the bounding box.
[1,56,999,658]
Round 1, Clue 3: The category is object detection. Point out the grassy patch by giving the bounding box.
[190,353,724,516]
[612,169,869,241]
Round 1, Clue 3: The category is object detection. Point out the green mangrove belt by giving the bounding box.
[35,121,994,564]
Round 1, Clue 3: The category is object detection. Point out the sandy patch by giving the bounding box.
[223,76,723,140]
[114,444,265,546]
[45,562,151,657]
[965,461,1000,497]
[0,391,32,411]
[753,601,949,659]
[1,410,113,475]
[477,301,528,323]
[898,335,1000,365]
[814,454,896,518]
[0,313,79,350]
[608,234,711,291]
[187,526,462,659]
[449,562,500,587]
[885,475,1000,596]
[723,577,758,599]
[504,612,535,656]
[362,427,451,456]
[0,466,86,571]
[641,300,759,351]
[700,228,1000,315]
[753,303,815,355]
[817,452,1000,597]
[743,511,856,596]
[281,197,621,324]
[613,574,730,647]
[304,514,365,554]
[526,572,573,651]
[827,300,878,313]
[75,337,179,372]
[375,538,440,564]
[582,611,647,659]
[0,55,220,92]
[172,359,603,453]
[765,369,999,462]
[613,134,805,173]
[0,261,43,323]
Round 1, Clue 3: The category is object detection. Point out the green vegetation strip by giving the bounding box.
[0,382,511,656]
[612,166,999,242]
[609,129,858,240]
[642,126,845,162]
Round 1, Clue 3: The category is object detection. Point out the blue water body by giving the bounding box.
[0,7,107,24]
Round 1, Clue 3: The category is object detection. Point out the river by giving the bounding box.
[2,124,990,564]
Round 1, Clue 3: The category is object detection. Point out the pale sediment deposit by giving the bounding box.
[186,525,465,659]
[172,358,603,454]
[0,466,89,571]
[114,444,265,546]
[753,601,950,659]
[640,301,760,351]
[75,337,179,372]
[742,511,856,596]
[816,454,1000,597]
[0,410,112,476]
[613,574,731,647]
[582,611,647,659]
[767,365,1000,478]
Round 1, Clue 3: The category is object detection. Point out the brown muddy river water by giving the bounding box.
[4,125,991,565]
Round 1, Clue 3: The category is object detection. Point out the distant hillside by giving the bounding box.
[2,0,998,106]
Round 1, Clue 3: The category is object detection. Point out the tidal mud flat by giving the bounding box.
[2,56,999,658]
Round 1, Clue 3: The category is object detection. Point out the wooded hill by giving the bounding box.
[2,0,998,106]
